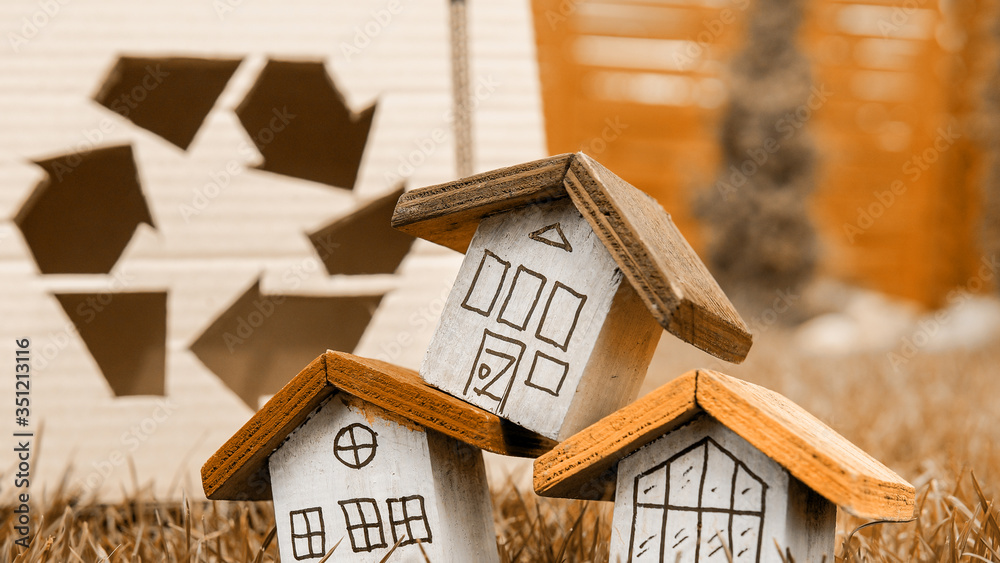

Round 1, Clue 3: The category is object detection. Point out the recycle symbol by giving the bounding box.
[15,56,414,407]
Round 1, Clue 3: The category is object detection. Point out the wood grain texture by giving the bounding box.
[533,369,915,521]
[391,152,752,363]
[696,370,915,521]
[533,372,700,501]
[391,154,575,253]
[565,153,751,363]
[202,351,555,501]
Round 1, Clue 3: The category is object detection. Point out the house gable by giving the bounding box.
[611,413,836,563]
[533,369,915,521]
[269,393,497,561]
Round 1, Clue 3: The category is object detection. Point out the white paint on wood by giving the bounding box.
[421,198,660,440]
[269,394,498,562]
[610,414,836,563]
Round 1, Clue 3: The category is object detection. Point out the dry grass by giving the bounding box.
[2,332,999,562]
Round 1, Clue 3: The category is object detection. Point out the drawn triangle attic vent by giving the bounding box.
[528,223,572,252]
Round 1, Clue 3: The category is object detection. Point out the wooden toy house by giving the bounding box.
[202,351,553,562]
[392,153,752,441]
[533,369,915,562]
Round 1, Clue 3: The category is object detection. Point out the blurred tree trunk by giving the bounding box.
[696,0,818,314]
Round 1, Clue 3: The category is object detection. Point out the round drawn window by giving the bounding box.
[334,423,378,469]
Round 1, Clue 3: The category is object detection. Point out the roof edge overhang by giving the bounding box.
[532,370,916,522]
[392,153,753,363]
[202,351,555,501]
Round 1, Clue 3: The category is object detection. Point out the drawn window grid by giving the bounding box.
[387,495,433,546]
[629,437,767,563]
[289,507,326,560]
[338,498,387,553]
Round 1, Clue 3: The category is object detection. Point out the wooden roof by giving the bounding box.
[202,351,556,501]
[532,369,915,521]
[391,152,752,363]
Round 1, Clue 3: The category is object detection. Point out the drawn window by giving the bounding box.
[628,437,767,562]
[535,282,587,351]
[461,249,510,317]
[289,507,326,560]
[524,351,570,396]
[334,423,378,469]
[464,330,526,413]
[386,495,433,546]
[497,266,546,331]
[338,498,387,553]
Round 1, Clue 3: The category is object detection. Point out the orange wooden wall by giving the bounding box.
[532,0,991,307]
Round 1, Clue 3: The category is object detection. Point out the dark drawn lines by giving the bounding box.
[627,437,768,563]
[334,495,432,554]
[459,246,590,404]
[524,352,569,397]
[535,282,587,352]
[387,495,432,546]
[529,222,573,252]
[289,507,326,560]
[334,423,378,469]
[465,330,525,413]
[461,250,510,317]
[497,266,546,331]
[339,498,387,553]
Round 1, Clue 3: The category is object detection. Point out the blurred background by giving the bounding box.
[0,0,998,507]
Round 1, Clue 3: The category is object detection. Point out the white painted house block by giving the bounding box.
[393,154,755,442]
[270,395,496,562]
[611,414,835,563]
[204,352,554,562]
[420,198,662,440]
